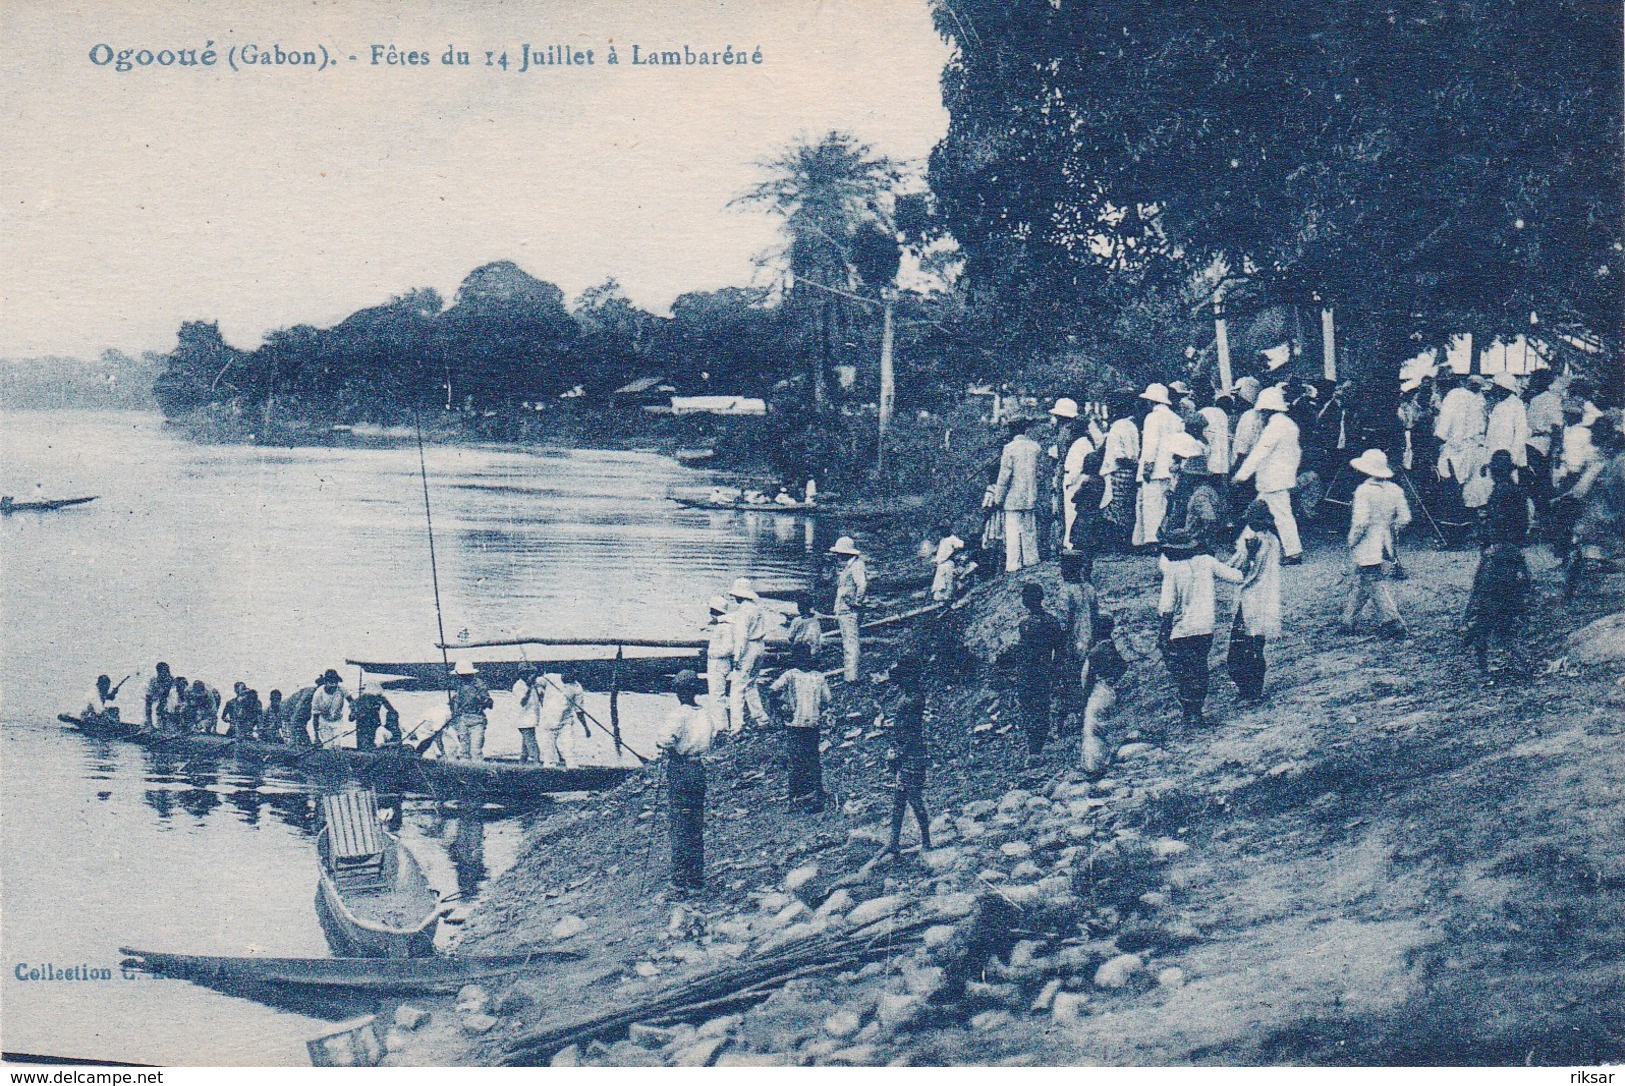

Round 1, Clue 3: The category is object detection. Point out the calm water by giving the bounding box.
[0,410,819,1064]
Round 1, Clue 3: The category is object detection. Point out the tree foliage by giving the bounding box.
[928,0,1624,374]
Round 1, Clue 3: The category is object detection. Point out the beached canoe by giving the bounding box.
[315,791,439,958]
[350,652,702,696]
[119,947,574,992]
[58,714,636,805]
[1,495,98,514]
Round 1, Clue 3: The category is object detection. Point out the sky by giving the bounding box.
[0,0,952,360]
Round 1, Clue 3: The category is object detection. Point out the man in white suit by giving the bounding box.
[1133,383,1184,547]
[1233,385,1304,563]
[993,417,1043,571]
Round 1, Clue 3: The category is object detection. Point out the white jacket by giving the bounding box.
[1198,406,1232,474]
[1348,479,1412,567]
[1485,397,1530,468]
[1234,413,1301,493]
[1138,404,1184,481]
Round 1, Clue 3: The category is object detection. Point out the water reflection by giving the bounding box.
[449,813,487,900]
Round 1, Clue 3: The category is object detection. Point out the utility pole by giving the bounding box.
[1213,299,1234,394]
[877,287,896,473]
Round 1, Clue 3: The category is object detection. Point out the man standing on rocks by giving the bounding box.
[830,539,868,683]
[726,578,769,732]
[770,646,832,813]
[1232,385,1304,565]
[656,670,714,896]
[878,654,932,861]
[1007,582,1066,766]
[992,417,1044,571]
[1134,383,1184,548]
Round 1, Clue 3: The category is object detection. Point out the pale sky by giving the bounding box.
[0,0,951,359]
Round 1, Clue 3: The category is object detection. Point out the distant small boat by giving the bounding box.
[673,446,716,464]
[315,790,440,959]
[671,494,820,514]
[1,495,97,514]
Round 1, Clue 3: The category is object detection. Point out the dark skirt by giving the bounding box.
[784,726,824,810]
[1464,544,1531,644]
[1104,468,1137,528]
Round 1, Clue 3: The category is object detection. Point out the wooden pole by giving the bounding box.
[1321,307,1337,381]
[877,292,896,471]
[437,636,707,651]
[609,645,624,758]
[1213,301,1234,394]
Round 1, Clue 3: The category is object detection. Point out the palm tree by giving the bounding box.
[735,132,899,408]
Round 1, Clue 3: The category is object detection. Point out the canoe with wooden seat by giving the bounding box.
[315,789,440,958]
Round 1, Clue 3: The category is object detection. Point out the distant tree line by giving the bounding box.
[2,350,160,411]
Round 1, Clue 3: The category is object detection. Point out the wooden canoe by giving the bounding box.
[669,495,894,519]
[58,714,636,805]
[119,947,573,992]
[315,797,439,959]
[350,652,701,695]
[0,495,98,513]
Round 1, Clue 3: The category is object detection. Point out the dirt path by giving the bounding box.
[380,534,1624,1067]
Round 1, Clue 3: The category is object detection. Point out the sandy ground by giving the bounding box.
[374,527,1625,1067]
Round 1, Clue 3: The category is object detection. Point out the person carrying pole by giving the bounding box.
[351,681,402,749]
[725,578,769,731]
[1341,449,1412,640]
[448,660,493,760]
[656,670,714,897]
[510,663,545,763]
[829,538,868,683]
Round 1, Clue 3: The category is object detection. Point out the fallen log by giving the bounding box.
[502,916,937,1064]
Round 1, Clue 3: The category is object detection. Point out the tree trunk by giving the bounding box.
[877,293,896,470]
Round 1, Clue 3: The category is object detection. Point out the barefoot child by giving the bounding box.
[878,655,932,860]
[1080,612,1128,776]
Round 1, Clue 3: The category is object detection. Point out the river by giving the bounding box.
[0,410,822,1064]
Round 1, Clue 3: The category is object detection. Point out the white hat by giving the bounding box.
[453,660,478,676]
[1235,376,1262,404]
[1256,386,1290,413]
[1168,380,1195,398]
[1491,373,1522,394]
[1350,449,1394,479]
[707,594,729,614]
[1262,344,1292,371]
[1139,383,1172,406]
[1399,375,1425,393]
[1049,397,1079,419]
[1166,431,1206,459]
[829,536,861,557]
[728,577,759,600]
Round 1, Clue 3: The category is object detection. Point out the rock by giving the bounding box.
[634,961,661,977]
[1009,939,1045,969]
[668,905,688,933]
[1066,823,1096,841]
[1031,978,1064,1012]
[1010,860,1043,881]
[1001,883,1041,907]
[1139,891,1171,909]
[1115,742,1154,760]
[824,1009,863,1038]
[1094,953,1144,989]
[927,891,977,920]
[1151,838,1189,860]
[1570,612,1625,664]
[491,979,543,1015]
[997,789,1032,812]
[383,1027,411,1054]
[550,914,586,940]
[903,963,945,999]
[965,980,1021,1008]
[801,1038,842,1061]
[697,1014,743,1039]
[1158,967,1186,989]
[759,891,794,913]
[827,1044,879,1066]
[1052,991,1089,1024]
[715,1052,788,1067]
[455,985,489,1014]
[963,799,997,818]
[970,1009,1011,1032]
[604,1040,663,1067]
[756,921,823,955]
[784,863,820,893]
[923,924,958,951]
[848,824,888,845]
[929,812,957,837]
[771,900,811,928]
[814,888,854,920]
[549,1043,581,1067]
[711,918,754,941]
[847,894,906,928]
[876,992,924,1034]
[393,1005,430,1031]
[956,818,988,840]
[460,1013,497,1035]
[923,846,966,872]
[628,1022,682,1049]
[999,840,1033,859]
[673,1037,728,1067]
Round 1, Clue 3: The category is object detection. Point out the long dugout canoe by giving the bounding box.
[349,653,702,695]
[120,947,578,992]
[60,715,635,804]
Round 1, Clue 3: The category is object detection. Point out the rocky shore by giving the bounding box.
[368,538,1624,1067]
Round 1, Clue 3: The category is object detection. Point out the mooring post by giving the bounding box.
[610,645,624,757]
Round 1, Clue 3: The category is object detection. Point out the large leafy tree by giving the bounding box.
[929,0,1623,389]
[735,132,901,407]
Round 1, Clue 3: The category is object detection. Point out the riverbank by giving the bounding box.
[365,532,1625,1067]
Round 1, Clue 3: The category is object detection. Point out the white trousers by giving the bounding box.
[728,666,767,732]
[1003,510,1039,571]
[836,611,861,682]
[705,660,731,734]
[1259,488,1301,557]
[1133,478,1170,546]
